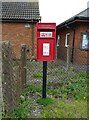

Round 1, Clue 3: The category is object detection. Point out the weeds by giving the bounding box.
[10,68,87,118]
[12,99,31,118]
[33,72,43,78]
[37,98,55,107]
[41,99,87,118]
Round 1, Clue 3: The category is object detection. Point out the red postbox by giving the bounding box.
[36,23,56,61]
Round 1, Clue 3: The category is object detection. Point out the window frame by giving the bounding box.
[65,33,70,47]
[80,32,89,50]
[57,35,60,46]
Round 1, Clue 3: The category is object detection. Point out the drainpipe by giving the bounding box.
[31,17,41,57]
[86,30,89,75]
[65,24,75,64]
[71,29,75,63]
[32,23,35,56]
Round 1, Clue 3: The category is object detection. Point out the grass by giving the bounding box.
[33,72,43,78]
[41,99,87,118]
[37,98,55,107]
[9,66,87,118]
[12,99,31,118]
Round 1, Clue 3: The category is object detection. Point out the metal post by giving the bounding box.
[42,61,47,98]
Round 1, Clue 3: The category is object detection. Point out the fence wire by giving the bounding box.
[26,45,88,101]
[1,43,88,118]
[2,41,26,116]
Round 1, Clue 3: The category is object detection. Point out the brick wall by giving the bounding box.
[73,22,88,65]
[57,22,89,65]
[2,22,37,59]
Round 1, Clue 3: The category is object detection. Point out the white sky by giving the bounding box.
[39,0,89,25]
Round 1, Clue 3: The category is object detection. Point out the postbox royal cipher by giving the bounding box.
[36,23,56,61]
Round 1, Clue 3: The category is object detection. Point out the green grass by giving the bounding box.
[41,99,87,118]
[9,69,87,118]
[24,84,36,93]
[37,98,55,107]
[12,99,31,118]
[2,99,32,118]
[33,72,43,78]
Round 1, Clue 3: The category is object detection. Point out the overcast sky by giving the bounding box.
[39,0,89,25]
[2,0,89,25]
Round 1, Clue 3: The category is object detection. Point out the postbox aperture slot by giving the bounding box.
[38,29,54,32]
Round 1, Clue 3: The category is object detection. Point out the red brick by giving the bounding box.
[2,22,37,59]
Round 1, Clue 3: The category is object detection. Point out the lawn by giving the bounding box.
[5,61,88,118]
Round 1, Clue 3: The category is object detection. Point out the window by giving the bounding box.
[81,33,89,50]
[65,33,70,47]
[57,35,60,46]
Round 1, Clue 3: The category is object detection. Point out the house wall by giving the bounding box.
[57,22,89,65]
[2,22,37,59]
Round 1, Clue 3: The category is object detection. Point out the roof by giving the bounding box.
[57,8,89,29]
[1,2,40,22]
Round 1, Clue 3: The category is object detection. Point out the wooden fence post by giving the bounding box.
[21,44,27,88]
[0,41,3,118]
[2,41,14,115]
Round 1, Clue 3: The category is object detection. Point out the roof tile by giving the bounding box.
[1,2,40,21]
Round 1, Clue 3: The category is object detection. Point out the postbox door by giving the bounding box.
[37,39,55,61]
